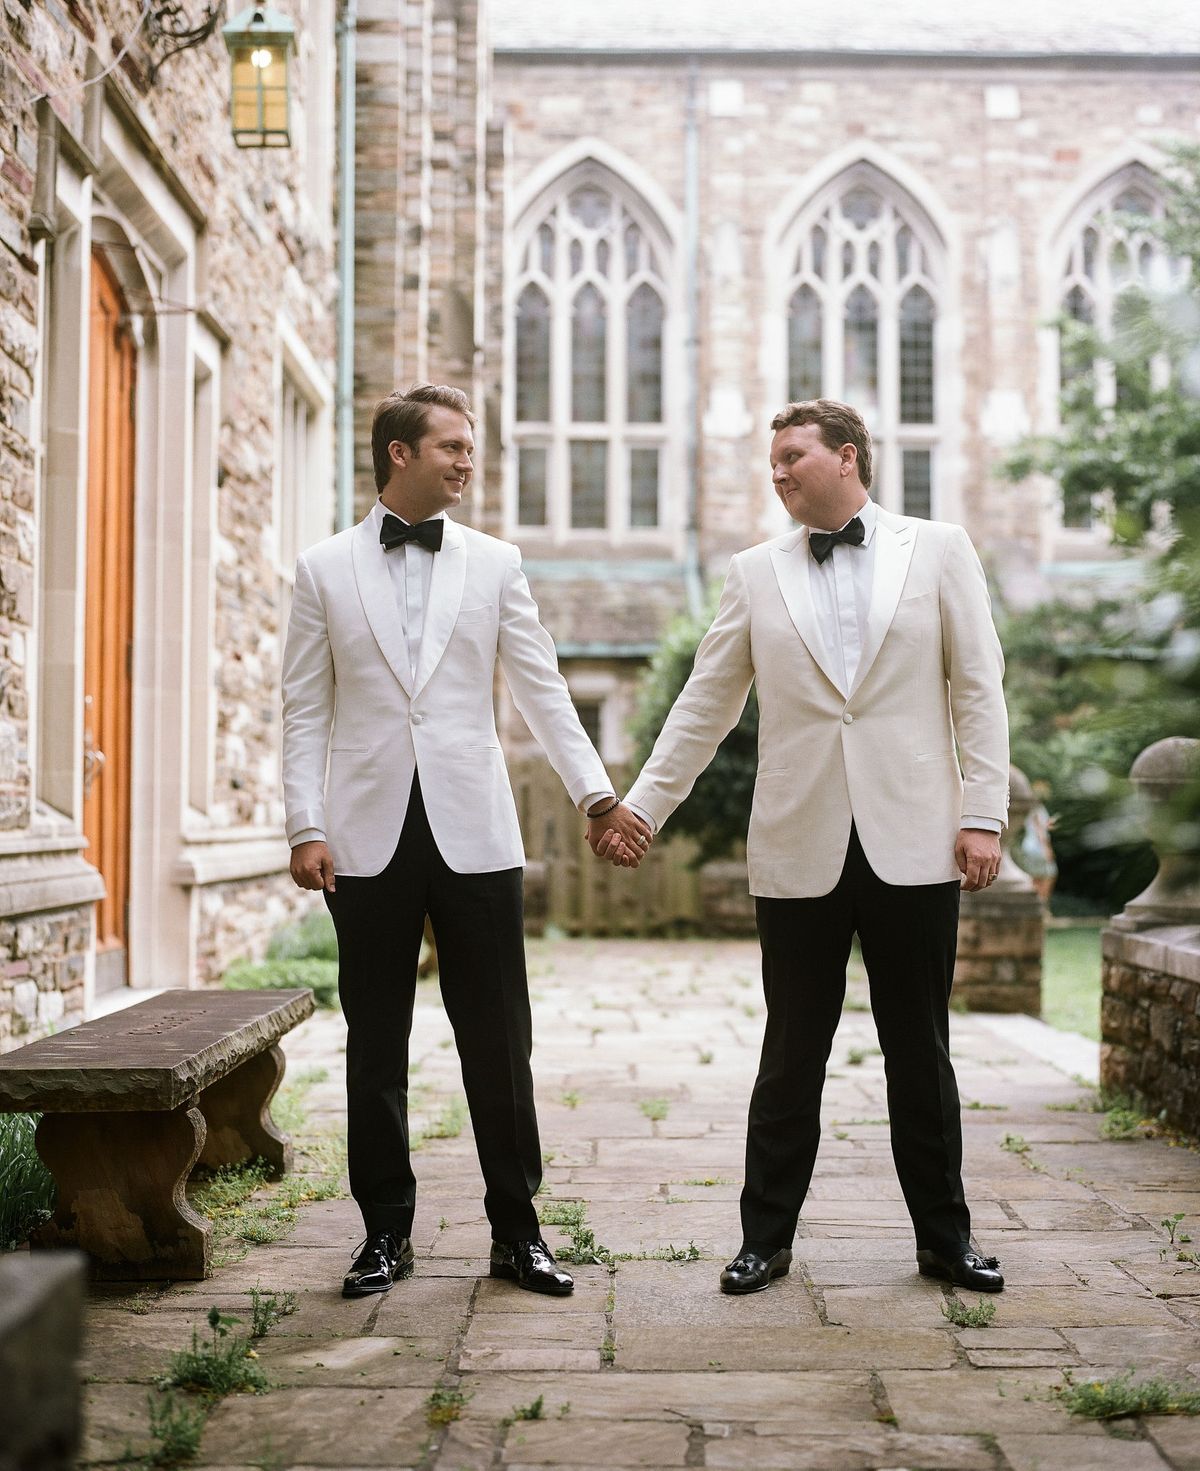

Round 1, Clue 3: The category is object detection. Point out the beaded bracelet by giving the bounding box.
[587,798,620,819]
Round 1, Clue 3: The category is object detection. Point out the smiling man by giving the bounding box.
[282,383,649,1299]
[618,398,1011,1295]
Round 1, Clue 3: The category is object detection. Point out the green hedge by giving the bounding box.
[266,910,338,962]
[223,957,339,1009]
[0,1112,54,1250]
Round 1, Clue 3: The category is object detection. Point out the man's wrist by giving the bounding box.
[587,796,620,819]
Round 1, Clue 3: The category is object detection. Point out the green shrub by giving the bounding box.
[266,910,338,962]
[156,1307,269,1399]
[222,957,339,1008]
[0,1112,55,1250]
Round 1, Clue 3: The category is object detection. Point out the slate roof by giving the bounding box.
[490,0,1199,57]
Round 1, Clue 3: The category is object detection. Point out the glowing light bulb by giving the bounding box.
[251,47,273,68]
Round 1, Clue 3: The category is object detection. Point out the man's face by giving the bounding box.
[394,405,475,510]
[770,422,850,526]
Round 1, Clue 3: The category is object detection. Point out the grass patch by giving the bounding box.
[425,1386,471,1426]
[145,1390,207,1466]
[1055,1370,1200,1419]
[941,1297,996,1328]
[412,1096,467,1149]
[156,1308,268,1399]
[682,1177,730,1187]
[249,1288,298,1338]
[639,1098,669,1122]
[502,1395,545,1425]
[271,1067,329,1136]
[560,1090,581,1109]
[0,1111,55,1250]
[966,1101,1007,1112]
[1041,926,1102,1040]
[1101,1101,1148,1140]
[1001,1134,1030,1154]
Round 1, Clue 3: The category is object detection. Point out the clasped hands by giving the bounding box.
[586,801,653,869]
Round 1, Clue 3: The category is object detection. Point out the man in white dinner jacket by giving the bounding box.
[282,383,649,1298]
[618,399,1010,1295]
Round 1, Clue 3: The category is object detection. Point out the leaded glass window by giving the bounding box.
[781,166,943,518]
[510,167,675,537]
[1057,169,1177,528]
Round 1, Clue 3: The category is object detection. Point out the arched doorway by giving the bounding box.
[85,248,136,992]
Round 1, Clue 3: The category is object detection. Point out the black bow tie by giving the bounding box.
[380,513,444,553]
[809,516,865,565]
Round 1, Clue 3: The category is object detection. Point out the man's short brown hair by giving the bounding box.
[371,383,476,491]
[770,398,874,490]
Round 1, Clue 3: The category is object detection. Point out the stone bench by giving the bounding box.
[0,988,314,1281]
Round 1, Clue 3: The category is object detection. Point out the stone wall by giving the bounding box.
[0,902,91,1052]
[193,871,313,988]
[1102,926,1200,1138]
[0,0,338,1042]
[493,53,1196,598]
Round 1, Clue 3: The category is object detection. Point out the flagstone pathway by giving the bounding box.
[79,937,1200,1470]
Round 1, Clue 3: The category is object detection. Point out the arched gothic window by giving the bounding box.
[1056,167,1178,526]
[781,169,943,519]
[510,170,674,537]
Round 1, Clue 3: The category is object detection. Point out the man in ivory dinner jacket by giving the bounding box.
[282,383,649,1299]
[619,399,1010,1295]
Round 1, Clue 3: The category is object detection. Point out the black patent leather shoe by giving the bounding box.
[490,1238,574,1296]
[719,1246,793,1295]
[917,1247,1005,1292]
[342,1231,415,1297]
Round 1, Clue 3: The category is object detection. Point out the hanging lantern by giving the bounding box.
[222,6,296,148]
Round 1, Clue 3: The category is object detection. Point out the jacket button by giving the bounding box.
[842,713,854,724]
[411,712,423,725]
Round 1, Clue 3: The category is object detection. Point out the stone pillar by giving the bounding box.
[953,765,1044,1012]
[1101,738,1200,1136]
[0,1253,86,1471]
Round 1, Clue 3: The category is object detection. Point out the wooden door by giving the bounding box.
[84,250,136,991]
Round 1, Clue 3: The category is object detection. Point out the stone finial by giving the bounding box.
[1112,737,1200,931]
[995,764,1036,893]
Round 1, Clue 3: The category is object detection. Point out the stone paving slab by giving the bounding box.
[73,938,1200,1469]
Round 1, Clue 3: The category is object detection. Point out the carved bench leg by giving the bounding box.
[196,1044,291,1179]
[32,1107,210,1281]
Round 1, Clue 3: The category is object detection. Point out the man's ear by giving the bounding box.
[388,439,409,470]
[840,443,857,476]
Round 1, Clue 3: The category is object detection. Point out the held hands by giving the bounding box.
[955,829,1001,893]
[290,840,337,892]
[586,802,653,869]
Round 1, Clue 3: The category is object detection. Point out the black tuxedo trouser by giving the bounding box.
[742,823,971,1259]
[323,772,541,1242]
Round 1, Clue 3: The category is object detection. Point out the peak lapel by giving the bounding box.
[413,519,467,698]
[849,514,917,697]
[352,517,413,696]
[769,532,847,696]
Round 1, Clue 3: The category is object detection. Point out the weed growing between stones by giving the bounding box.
[502,1395,545,1425]
[1001,1134,1030,1154]
[411,1095,467,1149]
[560,1090,582,1109]
[157,1308,269,1398]
[425,1386,471,1426]
[941,1297,996,1328]
[639,1098,670,1121]
[143,1390,206,1466]
[966,1101,1008,1111]
[271,1067,329,1134]
[0,1111,54,1249]
[249,1287,298,1337]
[682,1177,731,1187]
[1055,1370,1200,1418]
[538,1196,700,1265]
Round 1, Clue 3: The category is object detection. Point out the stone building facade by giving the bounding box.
[0,0,342,1048]
[485,2,1200,775]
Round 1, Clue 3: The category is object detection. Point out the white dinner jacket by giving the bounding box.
[282,513,611,876]
[626,509,1010,898]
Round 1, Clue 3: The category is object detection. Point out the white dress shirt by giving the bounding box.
[290,500,612,848]
[629,497,998,837]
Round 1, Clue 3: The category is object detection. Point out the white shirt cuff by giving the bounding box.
[625,801,657,835]
[581,791,617,816]
[961,816,1002,833]
[290,828,327,847]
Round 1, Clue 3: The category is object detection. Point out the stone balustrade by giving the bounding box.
[953,765,1044,1013]
[1101,737,1200,1137]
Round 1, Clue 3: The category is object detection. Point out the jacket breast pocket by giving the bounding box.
[456,604,495,625]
